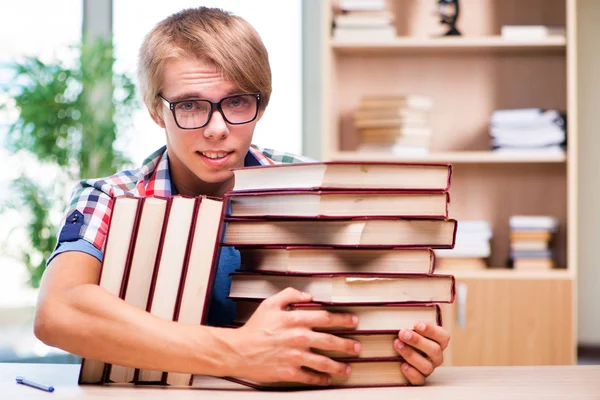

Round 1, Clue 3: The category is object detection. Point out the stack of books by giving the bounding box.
[222,161,457,388]
[489,108,567,155]
[78,195,227,386]
[435,220,492,270]
[354,95,434,156]
[77,162,457,390]
[509,215,558,270]
[333,0,396,42]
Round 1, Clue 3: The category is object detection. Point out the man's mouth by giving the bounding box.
[198,151,232,160]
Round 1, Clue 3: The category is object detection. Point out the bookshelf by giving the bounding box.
[332,36,567,54]
[320,0,576,365]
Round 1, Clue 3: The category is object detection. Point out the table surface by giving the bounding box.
[2,363,599,399]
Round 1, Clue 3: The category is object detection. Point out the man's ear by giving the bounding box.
[149,109,166,128]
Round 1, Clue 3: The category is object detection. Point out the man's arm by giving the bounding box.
[34,251,360,385]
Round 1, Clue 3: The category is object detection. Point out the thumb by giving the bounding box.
[263,287,312,310]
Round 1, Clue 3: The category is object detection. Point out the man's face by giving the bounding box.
[153,56,262,190]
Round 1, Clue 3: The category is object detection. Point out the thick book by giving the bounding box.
[108,196,169,384]
[79,196,143,385]
[223,218,457,249]
[229,272,455,304]
[136,196,198,384]
[190,358,411,389]
[230,162,452,193]
[233,300,441,331]
[165,197,226,387]
[237,246,436,275]
[226,191,449,219]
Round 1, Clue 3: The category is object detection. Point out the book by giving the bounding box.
[501,25,566,40]
[354,118,429,129]
[108,197,169,384]
[233,300,441,331]
[359,95,434,111]
[237,246,435,275]
[224,358,410,389]
[165,197,225,386]
[79,196,142,384]
[136,196,198,384]
[229,272,455,304]
[230,162,452,193]
[226,191,449,219]
[223,218,457,248]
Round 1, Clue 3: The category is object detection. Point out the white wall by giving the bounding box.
[577,0,600,346]
[113,0,303,166]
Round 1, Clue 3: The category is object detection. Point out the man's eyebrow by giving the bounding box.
[167,90,243,102]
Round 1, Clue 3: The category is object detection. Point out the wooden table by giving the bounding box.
[2,363,599,399]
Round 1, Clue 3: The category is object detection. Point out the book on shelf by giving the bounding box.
[509,215,558,270]
[337,0,388,12]
[360,127,433,139]
[230,161,452,193]
[232,300,441,332]
[226,190,449,219]
[236,246,436,275]
[229,272,455,304]
[500,25,566,40]
[359,95,434,111]
[435,220,491,270]
[223,217,457,248]
[333,26,396,41]
[79,195,226,386]
[334,10,394,28]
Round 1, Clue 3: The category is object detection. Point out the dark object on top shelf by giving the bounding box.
[437,0,461,36]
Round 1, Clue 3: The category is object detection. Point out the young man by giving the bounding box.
[34,7,450,386]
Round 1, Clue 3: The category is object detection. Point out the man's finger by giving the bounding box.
[309,331,361,356]
[394,339,435,376]
[397,329,443,367]
[286,310,358,329]
[401,362,425,386]
[262,287,312,310]
[414,322,451,350]
[299,352,351,377]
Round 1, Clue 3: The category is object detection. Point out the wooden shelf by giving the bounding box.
[332,36,567,55]
[330,151,567,164]
[438,268,573,280]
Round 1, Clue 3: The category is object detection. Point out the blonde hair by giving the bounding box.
[138,7,272,118]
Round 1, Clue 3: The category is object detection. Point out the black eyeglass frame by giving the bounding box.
[158,93,261,130]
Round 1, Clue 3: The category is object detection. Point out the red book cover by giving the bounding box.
[224,190,450,220]
[228,271,456,304]
[78,195,142,385]
[236,245,437,275]
[230,161,453,193]
[223,217,458,250]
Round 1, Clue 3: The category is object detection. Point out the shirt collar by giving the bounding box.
[142,145,273,197]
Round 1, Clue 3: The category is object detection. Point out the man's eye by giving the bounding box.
[179,102,196,111]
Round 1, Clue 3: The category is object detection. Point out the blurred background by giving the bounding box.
[1,0,599,367]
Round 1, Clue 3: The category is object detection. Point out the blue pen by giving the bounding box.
[15,376,55,393]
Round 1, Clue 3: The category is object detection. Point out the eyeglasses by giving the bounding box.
[158,93,261,130]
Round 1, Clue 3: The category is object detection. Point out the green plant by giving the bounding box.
[1,37,138,287]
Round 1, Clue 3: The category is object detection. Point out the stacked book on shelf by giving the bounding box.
[223,161,456,389]
[77,161,457,390]
[435,220,492,270]
[509,215,558,270]
[354,95,434,156]
[333,0,396,41]
[489,108,567,155]
[500,25,566,41]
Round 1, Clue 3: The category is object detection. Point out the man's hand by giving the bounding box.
[393,322,451,385]
[224,287,360,386]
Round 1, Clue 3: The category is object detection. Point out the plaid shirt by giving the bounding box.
[53,144,312,255]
